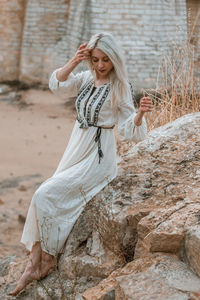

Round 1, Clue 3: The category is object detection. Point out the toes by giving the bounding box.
[9,284,23,296]
[9,270,39,296]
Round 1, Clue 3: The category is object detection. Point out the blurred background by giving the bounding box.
[0,0,199,257]
[0,0,199,88]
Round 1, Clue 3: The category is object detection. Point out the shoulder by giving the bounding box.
[118,81,135,108]
[78,70,93,86]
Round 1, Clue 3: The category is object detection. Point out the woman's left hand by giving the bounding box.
[139,97,153,113]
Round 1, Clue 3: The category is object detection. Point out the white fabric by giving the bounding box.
[21,68,148,255]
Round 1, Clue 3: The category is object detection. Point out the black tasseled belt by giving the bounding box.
[77,118,115,163]
[93,125,115,163]
[87,124,115,164]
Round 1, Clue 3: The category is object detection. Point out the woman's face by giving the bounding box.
[90,48,113,79]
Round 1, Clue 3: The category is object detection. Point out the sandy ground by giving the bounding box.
[0,88,75,258]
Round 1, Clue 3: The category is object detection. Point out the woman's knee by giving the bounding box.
[33,178,58,205]
[33,184,47,204]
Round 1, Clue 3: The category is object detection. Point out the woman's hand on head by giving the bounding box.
[139,97,153,114]
[56,43,91,81]
[73,43,91,64]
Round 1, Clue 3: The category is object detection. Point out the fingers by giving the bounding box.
[78,43,90,55]
[140,96,152,103]
[139,97,153,112]
[76,43,91,62]
[76,53,90,62]
[78,42,87,50]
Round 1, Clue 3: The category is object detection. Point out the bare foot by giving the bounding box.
[9,260,40,296]
[39,255,56,279]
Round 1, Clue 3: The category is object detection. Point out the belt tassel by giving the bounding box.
[95,127,104,163]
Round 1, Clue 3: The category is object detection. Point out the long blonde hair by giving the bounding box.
[87,32,130,113]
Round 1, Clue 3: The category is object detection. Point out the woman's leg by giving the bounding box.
[39,250,56,279]
[9,242,56,296]
[9,242,42,296]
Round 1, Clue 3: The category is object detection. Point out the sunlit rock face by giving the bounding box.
[1,112,200,299]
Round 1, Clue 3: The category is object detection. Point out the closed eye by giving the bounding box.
[91,56,110,63]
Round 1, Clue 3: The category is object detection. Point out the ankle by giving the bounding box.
[26,260,39,272]
[42,252,55,263]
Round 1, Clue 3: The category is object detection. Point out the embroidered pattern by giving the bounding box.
[76,81,93,115]
[86,86,105,125]
[129,82,135,102]
[76,81,110,127]
[78,79,93,97]
[93,86,110,125]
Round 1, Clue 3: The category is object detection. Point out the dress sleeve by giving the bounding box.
[49,68,88,100]
[117,86,148,142]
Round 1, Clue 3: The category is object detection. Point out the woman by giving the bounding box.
[10,32,152,296]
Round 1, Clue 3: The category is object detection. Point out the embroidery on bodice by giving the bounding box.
[76,80,93,127]
[75,81,110,128]
[93,87,110,125]
[86,86,105,125]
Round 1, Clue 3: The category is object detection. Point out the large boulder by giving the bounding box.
[82,254,200,300]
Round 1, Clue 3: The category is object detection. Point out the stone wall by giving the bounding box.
[0,0,199,90]
[19,0,70,84]
[186,0,200,75]
[0,0,26,81]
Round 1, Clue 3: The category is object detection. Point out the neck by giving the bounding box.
[94,72,109,85]
[95,70,110,80]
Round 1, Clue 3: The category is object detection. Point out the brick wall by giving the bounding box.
[87,0,188,89]
[186,0,200,74]
[0,0,26,81]
[0,0,199,90]
[19,0,69,83]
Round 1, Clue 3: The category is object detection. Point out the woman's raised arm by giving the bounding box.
[56,43,90,82]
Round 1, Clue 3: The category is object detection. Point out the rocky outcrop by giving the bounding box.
[83,254,200,300]
[1,112,200,299]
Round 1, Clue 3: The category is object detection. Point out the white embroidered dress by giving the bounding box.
[21,69,147,255]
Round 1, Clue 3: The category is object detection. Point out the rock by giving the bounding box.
[60,243,123,281]
[64,198,96,256]
[6,257,28,283]
[185,225,200,277]
[18,214,26,224]
[115,268,188,300]
[134,201,200,259]
[18,184,27,191]
[0,84,13,95]
[0,255,16,277]
[82,257,153,300]
[103,290,115,300]
[0,91,20,103]
[94,113,200,262]
[83,254,200,300]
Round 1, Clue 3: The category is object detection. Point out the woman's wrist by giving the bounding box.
[134,111,145,127]
[56,58,79,82]
[70,56,80,67]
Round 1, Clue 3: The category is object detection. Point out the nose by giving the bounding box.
[97,60,104,69]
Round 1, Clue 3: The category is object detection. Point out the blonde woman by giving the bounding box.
[10,32,152,296]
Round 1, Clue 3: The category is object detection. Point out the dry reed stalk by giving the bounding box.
[117,18,199,155]
[144,15,200,131]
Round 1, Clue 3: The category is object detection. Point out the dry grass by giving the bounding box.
[117,31,200,156]
[144,38,200,131]
[144,13,200,131]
